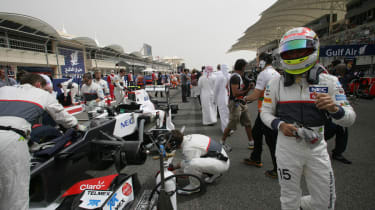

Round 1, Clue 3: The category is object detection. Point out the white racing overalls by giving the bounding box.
[113,75,126,106]
[81,82,105,109]
[93,78,110,95]
[180,134,230,187]
[0,84,78,210]
[261,71,356,210]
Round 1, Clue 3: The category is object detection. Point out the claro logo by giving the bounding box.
[120,118,134,128]
[80,181,105,190]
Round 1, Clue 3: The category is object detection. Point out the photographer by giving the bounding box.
[220,59,254,152]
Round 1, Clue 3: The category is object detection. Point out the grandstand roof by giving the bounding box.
[104,44,125,54]
[228,0,348,52]
[0,12,61,38]
[72,37,99,47]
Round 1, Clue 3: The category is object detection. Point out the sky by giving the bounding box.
[2,0,277,69]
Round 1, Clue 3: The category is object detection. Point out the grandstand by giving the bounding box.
[230,0,375,75]
[0,12,176,79]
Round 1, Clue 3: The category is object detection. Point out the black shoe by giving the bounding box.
[243,158,263,168]
[265,169,278,179]
[332,154,352,164]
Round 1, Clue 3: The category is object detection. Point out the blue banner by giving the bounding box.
[59,47,85,75]
[320,44,375,57]
[17,66,53,73]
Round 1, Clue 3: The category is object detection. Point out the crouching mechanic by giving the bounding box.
[167,130,230,195]
[0,73,85,210]
[261,27,356,210]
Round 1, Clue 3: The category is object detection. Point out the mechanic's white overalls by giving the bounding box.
[93,78,110,95]
[113,75,126,106]
[81,82,105,109]
[0,84,78,210]
[180,134,230,187]
[261,72,356,210]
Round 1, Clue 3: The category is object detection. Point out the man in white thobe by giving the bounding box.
[214,64,231,133]
[198,66,217,125]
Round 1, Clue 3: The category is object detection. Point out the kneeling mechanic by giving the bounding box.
[167,130,230,195]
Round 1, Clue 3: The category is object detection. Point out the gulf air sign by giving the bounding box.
[320,44,375,57]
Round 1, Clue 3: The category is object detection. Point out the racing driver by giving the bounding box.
[260,27,356,210]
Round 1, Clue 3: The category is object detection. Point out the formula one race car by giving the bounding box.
[29,88,178,207]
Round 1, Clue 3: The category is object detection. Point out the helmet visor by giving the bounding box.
[280,39,314,57]
[280,48,314,60]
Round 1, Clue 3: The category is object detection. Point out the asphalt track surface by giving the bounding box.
[52,87,375,210]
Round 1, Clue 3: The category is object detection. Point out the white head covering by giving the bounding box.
[40,74,53,93]
[40,74,52,87]
[220,64,230,80]
[204,66,213,78]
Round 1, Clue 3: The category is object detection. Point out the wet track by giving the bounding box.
[59,88,375,210]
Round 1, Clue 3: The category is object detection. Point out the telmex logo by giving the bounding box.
[80,181,105,190]
[120,118,134,128]
[309,87,328,93]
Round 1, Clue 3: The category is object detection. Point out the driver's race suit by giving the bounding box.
[0,84,78,210]
[261,72,356,210]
